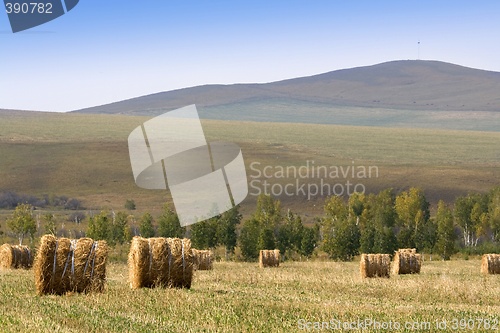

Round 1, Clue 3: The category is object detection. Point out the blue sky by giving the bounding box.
[1,1,499,112]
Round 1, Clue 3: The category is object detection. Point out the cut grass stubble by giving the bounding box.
[1,259,499,332]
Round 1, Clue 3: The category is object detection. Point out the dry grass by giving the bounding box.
[0,260,499,331]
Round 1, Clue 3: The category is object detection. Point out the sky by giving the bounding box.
[1,1,500,112]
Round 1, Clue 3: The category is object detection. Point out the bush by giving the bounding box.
[68,212,86,224]
[64,198,82,210]
[124,199,136,210]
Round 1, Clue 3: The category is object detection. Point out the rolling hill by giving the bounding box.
[67,60,500,131]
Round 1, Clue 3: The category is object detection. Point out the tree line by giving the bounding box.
[320,186,500,260]
[0,191,82,210]
[2,186,499,261]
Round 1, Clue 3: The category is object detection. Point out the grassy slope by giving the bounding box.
[0,111,498,221]
[201,102,500,132]
[0,260,499,332]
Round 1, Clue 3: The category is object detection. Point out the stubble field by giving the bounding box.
[0,259,499,332]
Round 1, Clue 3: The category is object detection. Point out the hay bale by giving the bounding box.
[128,237,169,289]
[168,238,193,288]
[481,254,500,274]
[392,248,422,275]
[34,234,108,295]
[259,249,280,268]
[128,236,193,289]
[360,253,391,278]
[0,244,33,269]
[192,249,213,271]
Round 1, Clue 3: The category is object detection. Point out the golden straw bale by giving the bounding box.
[34,234,108,295]
[167,238,193,289]
[481,254,500,274]
[128,236,193,289]
[259,249,280,268]
[128,237,171,289]
[392,249,422,275]
[192,249,213,271]
[360,253,391,278]
[274,249,281,264]
[0,244,33,269]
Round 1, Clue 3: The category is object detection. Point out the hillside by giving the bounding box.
[61,60,500,131]
[70,60,500,115]
[0,111,498,220]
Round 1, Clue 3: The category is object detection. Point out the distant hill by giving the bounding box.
[63,60,500,131]
[3,60,499,131]
[71,60,500,116]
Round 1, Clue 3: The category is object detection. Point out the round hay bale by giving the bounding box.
[128,236,193,289]
[128,237,170,289]
[0,244,33,269]
[166,238,193,289]
[392,248,422,275]
[481,254,500,274]
[259,249,280,268]
[274,249,281,266]
[360,253,390,278]
[34,234,108,295]
[192,249,213,271]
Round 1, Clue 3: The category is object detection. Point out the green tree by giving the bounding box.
[299,225,317,257]
[239,218,260,260]
[455,193,489,247]
[139,212,155,238]
[488,187,500,242]
[435,200,456,260]
[362,189,398,254]
[359,221,375,253]
[190,216,219,249]
[373,225,398,254]
[43,213,56,235]
[257,228,276,251]
[349,192,366,219]
[329,216,360,261]
[216,206,242,257]
[395,188,430,250]
[416,214,438,253]
[87,211,110,241]
[7,203,37,245]
[109,211,129,245]
[351,193,375,254]
[157,205,185,238]
[254,193,282,231]
[277,210,304,259]
[321,196,359,261]
[253,194,282,250]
